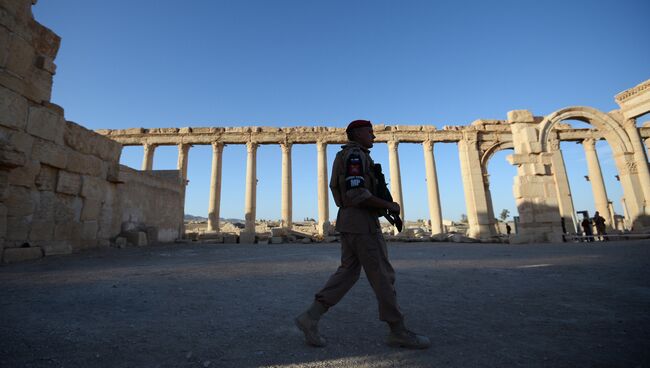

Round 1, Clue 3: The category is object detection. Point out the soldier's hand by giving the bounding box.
[387,202,400,214]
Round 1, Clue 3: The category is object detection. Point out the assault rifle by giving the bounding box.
[372,164,403,232]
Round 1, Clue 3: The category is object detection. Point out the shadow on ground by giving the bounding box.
[1,240,649,367]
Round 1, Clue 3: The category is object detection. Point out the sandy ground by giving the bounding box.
[1,240,649,368]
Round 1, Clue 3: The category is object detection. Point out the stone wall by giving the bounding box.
[115,167,183,243]
[0,0,184,262]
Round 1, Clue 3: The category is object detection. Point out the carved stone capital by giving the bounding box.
[246,141,258,153]
[581,138,596,150]
[388,140,399,151]
[211,141,224,153]
[280,142,292,154]
[316,140,327,152]
[423,140,434,152]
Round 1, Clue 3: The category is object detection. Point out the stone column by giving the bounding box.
[387,140,404,234]
[507,110,563,243]
[582,138,613,230]
[243,141,258,239]
[141,143,156,171]
[280,143,293,230]
[207,142,224,232]
[457,131,496,239]
[645,137,650,161]
[622,119,650,212]
[549,138,578,234]
[177,143,190,183]
[316,141,330,236]
[422,140,443,234]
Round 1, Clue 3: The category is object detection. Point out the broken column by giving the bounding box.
[507,110,563,243]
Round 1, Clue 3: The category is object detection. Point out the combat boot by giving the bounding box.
[295,301,328,347]
[386,320,431,349]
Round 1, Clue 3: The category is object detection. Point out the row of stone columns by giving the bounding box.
[138,140,448,236]
[141,135,635,239]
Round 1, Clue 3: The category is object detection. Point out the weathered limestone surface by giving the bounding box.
[0,1,185,262]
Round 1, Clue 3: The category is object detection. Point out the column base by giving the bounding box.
[239,232,256,244]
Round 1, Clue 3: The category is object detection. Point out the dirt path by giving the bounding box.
[1,240,649,367]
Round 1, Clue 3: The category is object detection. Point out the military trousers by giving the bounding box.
[314,231,403,323]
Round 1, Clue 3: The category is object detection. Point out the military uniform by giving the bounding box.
[313,141,403,323]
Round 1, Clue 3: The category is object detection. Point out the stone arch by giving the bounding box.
[481,141,514,168]
[538,106,633,153]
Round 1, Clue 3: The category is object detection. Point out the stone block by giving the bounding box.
[56,170,81,195]
[26,105,65,145]
[35,165,57,191]
[31,138,68,169]
[0,203,6,238]
[145,226,158,244]
[0,142,26,169]
[124,231,147,246]
[239,232,256,244]
[80,199,102,221]
[5,33,35,78]
[42,242,72,256]
[114,237,127,248]
[5,185,36,216]
[0,26,9,67]
[270,228,286,237]
[80,175,106,200]
[507,110,534,124]
[54,221,83,241]
[0,86,29,130]
[64,121,122,162]
[270,236,284,244]
[28,219,54,241]
[66,150,103,177]
[2,246,43,263]
[33,190,55,220]
[223,234,238,244]
[8,159,39,187]
[1,127,35,155]
[82,221,98,240]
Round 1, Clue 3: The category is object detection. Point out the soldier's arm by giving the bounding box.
[360,196,400,213]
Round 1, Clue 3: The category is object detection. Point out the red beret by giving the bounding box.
[345,119,372,133]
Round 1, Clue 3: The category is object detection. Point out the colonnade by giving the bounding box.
[135,138,446,238]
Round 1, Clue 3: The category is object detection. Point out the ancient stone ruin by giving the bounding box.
[1,1,649,262]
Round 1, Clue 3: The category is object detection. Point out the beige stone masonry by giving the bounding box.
[56,170,81,196]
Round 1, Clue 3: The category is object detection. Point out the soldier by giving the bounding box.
[294,119,431,349]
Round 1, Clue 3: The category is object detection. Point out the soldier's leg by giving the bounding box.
[355,232,430,349]
[296,233,361,347]
[353,232,402,323]
[314,233,362,307]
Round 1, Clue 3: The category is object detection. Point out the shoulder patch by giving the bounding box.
[345,153,365,189]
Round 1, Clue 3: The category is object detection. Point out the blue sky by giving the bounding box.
[33,0,650,223]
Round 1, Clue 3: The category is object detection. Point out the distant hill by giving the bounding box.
[184,214,207,222]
